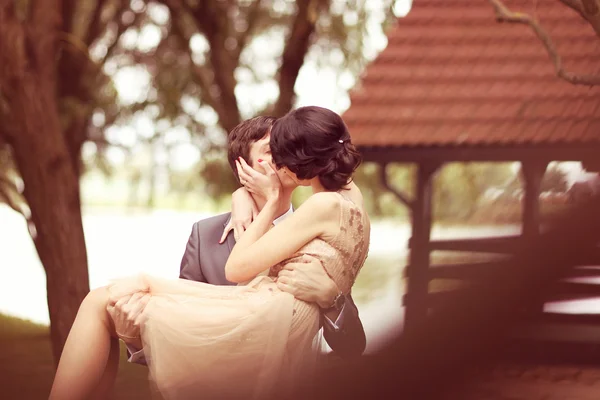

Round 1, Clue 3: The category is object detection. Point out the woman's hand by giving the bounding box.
[220,187,259,243]
[235,157,283,203]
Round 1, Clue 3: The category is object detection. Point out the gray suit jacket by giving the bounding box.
[179,212,367,357]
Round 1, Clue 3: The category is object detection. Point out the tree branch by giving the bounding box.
[176,0,197,19]
[0,122,16,144]
[0,128,12,145]
[272,0,326,116]
[99,2,143,66]
[164,0,241,132]
[61,0,77,35]
[188,0,240,131]
[0,175,27,217]
[559,0,600,37]
[559,0,585,15]
[28,0,62,81]
[164,2,222,114]
[167,0,240,131]
[582,0,599,15]
[234,0,263,60]
[379,163,414,209]
[0,93,15,144]
[87,137,132,152]
[85,0,108,46]
[489,0,600,85]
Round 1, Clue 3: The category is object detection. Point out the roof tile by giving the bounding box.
[345,0,600,148]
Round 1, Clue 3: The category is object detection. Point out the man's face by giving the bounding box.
[248,133,297,189]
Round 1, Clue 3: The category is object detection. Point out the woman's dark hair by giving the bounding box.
[270,106,362,191]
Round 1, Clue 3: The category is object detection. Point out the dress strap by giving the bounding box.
[335,190,356,206]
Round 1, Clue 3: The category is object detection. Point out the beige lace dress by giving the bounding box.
[108,192,370,399]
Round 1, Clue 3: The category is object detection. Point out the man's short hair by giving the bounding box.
[227,116,277,184]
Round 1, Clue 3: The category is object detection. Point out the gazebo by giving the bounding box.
[344,0,600,332]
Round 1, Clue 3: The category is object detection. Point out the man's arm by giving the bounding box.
[180,222,206,281]
[276,256,367,358]
[322,293,366,358]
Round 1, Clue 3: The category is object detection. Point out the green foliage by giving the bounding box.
[541,164,569,193]
[102,0,399,199]
[291,185,313,209]
[350,162,513,222]
[433,163,513,222]
[352,162,413,219]
[198,154,239,200]
[352,163,385,216]
[505,163,570,195]
[0,314,151,399]
[0,0,404,207]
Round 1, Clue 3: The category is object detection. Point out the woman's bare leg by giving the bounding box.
[49,287,121,400]
[90,336,120,400]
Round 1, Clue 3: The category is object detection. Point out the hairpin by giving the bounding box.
[338,140,344,143]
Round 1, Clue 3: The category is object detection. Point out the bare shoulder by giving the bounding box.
[345,183,365,205]
[297,191,341,221]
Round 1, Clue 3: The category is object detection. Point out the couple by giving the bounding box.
[49,106,371,399]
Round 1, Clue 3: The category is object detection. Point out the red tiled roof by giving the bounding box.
[344,0,600,148]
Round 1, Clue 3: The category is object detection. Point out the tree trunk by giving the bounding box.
[272,0,327,117]
[9,70,90,365]
[0,0,91,363]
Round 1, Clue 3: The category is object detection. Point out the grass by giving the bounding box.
[0,254,491,400]
[351,256,405,304]
[0,314,151,400]
[352,253,505,304]
[0,260,403,399]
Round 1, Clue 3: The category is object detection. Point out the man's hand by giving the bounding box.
[276,255,339,308]
[220,188,258,243]
[107,292,151,351]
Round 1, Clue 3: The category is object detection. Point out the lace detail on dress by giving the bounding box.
[269,191,370,295]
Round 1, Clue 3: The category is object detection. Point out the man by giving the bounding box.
[110,116,366,362]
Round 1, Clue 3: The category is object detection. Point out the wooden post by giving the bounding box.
[520,161,548,313]
[404,162,441,332]
[521,161,548,239]
[378,162,414,209]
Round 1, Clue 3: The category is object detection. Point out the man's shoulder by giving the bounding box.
[192,212,232,233]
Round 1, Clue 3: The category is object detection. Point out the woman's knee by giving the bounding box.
[81,287,110,313]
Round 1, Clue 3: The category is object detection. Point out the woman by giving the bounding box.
[49,106,371,400]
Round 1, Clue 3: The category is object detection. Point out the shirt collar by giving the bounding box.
[273,204,294,225]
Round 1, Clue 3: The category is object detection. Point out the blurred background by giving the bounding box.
[1,0,600,398]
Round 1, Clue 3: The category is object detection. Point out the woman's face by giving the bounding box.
[279,166,311,187]
[248,133,297,188]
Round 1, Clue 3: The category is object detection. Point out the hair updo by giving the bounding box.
[270,106,362,191]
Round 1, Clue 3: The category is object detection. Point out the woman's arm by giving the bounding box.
[220,188,258,243]
[225,191,340,283]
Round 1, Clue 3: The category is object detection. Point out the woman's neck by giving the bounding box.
[311,179,354,194]
[310,179,327,194]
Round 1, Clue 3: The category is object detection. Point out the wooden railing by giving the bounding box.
[404,234,600,324]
